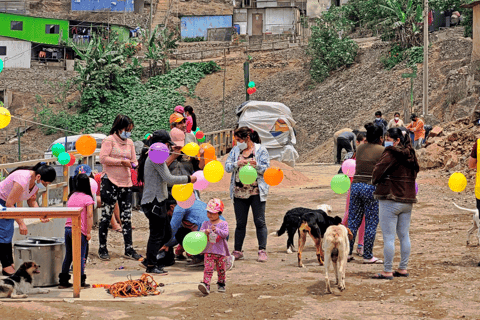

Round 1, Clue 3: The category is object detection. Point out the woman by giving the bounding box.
[138,130,197,274]
[98,115,140,261]
[0,162,55,275]
[184,106,197,133]
[347,123,384,264]
[225,127,270,262]
[371,128,419,279]
[387,112,405,129]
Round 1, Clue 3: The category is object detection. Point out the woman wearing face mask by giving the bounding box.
[387,112,404,130]
[0,162,56,275]
[98,114,141,261]
[371,128,419,280]
[225,126,270,262]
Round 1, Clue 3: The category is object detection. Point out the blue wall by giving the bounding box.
[71,0,134,12]
[181,15,232,39]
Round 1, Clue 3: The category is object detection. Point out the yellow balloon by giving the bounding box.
[448,172,467,193]
[0,107,11,129]
[172,183,194,202]
[204,160,225,183]
[182,142,200,157]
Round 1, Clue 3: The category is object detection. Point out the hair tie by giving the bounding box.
[250,129,254,133]
[40,162,46,165]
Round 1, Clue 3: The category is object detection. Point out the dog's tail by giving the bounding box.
[453,202,478,214]
[269,221,287,237]
[331,248,339,263]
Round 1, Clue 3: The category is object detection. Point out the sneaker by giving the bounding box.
[98,249,110,261]
[186,257,204,267]
[217,283,226,293]
[139,259,148,269]
[258,250,268,262]
[146,266,168,275]
[58,283,73,289]
[232,250,244,260]
[226,255,235,271]
[198,282,210,295]
[124,250,143,261]
[175,254,187,260]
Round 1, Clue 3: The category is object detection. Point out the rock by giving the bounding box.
[225,310,233,314]
[258,295,272,299]
[63,298,75,303]
[232,293,244,297]
[445,154,459,170]
[429,126,444,138]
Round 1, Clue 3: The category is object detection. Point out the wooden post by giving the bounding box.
[71,214,81,298]
[42,186,48,207]
[244,61,250,101]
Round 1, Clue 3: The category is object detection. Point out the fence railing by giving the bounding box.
[204,128,234,157]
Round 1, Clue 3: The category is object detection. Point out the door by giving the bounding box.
[252,13,263,35]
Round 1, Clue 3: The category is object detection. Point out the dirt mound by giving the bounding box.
[206,159,311,193]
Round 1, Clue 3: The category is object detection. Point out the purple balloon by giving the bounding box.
[192,171,210,191]
[415,182,418,195]
[149,142,170,164]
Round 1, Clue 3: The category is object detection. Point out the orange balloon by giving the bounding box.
[264,167,284,186]
[76,135,97,156]
[200,143,216,165]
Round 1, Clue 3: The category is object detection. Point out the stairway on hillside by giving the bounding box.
[151,0,170,32]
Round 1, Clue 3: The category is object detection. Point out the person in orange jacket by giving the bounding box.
[405,114,425,150]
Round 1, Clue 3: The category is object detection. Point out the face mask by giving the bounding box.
[120,131,131,139]
[384,141,394,147]
[237,142,247,151]
[35,179,44,189]
[395,117,399,121]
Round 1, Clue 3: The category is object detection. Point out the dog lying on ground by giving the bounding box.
[323,225,351,294]
[270,204,333,254]
[453,202,480,246]
[0,262,49,298]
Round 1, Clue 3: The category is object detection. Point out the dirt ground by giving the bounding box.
[1,164,480,319]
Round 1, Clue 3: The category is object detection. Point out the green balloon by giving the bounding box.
[183,231,208,255]
[144,133,152,140]
[0,58,3,73]
[52,143,65,157]
[239,163,258,185]
[248,81,255,88]
[198,136,206,143]
[331,174,351,194]
[57,152,71,165]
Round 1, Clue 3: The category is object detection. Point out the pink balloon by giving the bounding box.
[89,178,98,195]
[341,159,356,178]
[192,171,209,191]
[178,193,195,209]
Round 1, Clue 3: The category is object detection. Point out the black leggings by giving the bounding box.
[0,242,13,269]
[233,195,267,251]
[142,199,172,267]
[336,137,353,163]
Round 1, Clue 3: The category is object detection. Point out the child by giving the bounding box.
[58,173,95,289]
[198,198,229,295]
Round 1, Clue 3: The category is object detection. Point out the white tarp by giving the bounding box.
[236,100,299,167]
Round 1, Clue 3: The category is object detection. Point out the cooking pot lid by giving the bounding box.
[27,237,58,244]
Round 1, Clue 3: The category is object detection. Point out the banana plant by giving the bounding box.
[379,0,423,48]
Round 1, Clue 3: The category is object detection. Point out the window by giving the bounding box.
[45,24,60,34]
[10,21,23,31]
[0,47,6,56]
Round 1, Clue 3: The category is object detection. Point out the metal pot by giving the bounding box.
[14,237,65,287]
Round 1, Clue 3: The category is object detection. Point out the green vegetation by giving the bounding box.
[182,36,205,42]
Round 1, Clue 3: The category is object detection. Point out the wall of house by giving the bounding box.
[306,0,329,17]
[0,36,31,68]
[71,0,134,12]
[256,0,278,8]
[474,5,480,60]
[247,8,295,35]
[180,15,233,39]
[247,8,265,35]
[233,8,247,34]
[0,13,69,45]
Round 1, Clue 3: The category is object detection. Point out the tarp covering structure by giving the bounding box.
[236,100,299,167]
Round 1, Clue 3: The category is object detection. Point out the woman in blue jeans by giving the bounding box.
[372,128,419,279]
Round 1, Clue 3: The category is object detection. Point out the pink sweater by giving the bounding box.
[99,134,138,188]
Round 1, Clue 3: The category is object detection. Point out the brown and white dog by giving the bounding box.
[0,262,49,298]
[453,202,480,246]
[323,225,351,294]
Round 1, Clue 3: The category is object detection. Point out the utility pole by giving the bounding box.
[243,61,250,101]
[17,127,21,161]
[222,48,226,128]
[422,0,429,117]
[149,0,153,36]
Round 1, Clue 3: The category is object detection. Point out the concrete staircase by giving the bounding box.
[151,0,171,32]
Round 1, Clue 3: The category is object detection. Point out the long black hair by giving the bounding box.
[386,128,419,172]
[234,126,261,144]
[184,106,197,132]
[68,173,93,199]
[10,162,56,182]
[364,123,383,144]
[137,130,171,183]
[109,114,134,135]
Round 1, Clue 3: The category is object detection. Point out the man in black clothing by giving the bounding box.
[336,131,356,164]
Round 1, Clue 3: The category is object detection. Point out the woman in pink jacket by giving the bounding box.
[98,115,141,261]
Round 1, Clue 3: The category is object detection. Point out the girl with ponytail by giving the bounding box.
[184,106,197,133]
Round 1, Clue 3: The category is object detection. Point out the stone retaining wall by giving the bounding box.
[0,67,77,93]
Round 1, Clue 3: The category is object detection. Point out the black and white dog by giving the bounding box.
[0,262,49,298]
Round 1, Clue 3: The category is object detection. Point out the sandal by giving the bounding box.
[393,271,409,277]
[356,245,364,256]
[363,257,383,264]
[372,273,393,280]
[347,255,354,262]
[114,227,123,233]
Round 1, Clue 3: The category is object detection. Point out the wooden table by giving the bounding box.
[0,207,83,298]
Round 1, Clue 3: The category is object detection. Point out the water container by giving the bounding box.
[14,237,66,287]
[233,24,240,35]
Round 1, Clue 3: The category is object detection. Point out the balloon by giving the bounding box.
[248,81,255,88]
[331,174,351,194]
[247,88,254,95]
[0,58,3,73]
[264,167,284,186]
[200,143,216,164]
[239,163,257,185]
[341,159,356,178]
[198,136,206,143]
[251,87,257,94]
[149,142,169,164]
[144,133,152,140]
[90,178,98,195]
[76,135,97,156]
[182,142,200,157]
[195,131,204,139]
[66,153,76,166]
[182,231,208,255]
[52,143,65,157]
[448,172,467,192]
[178,193,195,209]
[415,182,418,195]
[203,160,224,183]
[0,107,11,129]
[192,171,209,191]
[57,152,71,165]
[172,183,194,202]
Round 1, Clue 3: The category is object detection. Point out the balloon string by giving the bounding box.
[0,112,81,135]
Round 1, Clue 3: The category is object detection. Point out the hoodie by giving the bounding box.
[372,145,419,203]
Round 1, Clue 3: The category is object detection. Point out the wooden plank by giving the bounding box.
[62,165,68,204]
[71,214,81,298]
